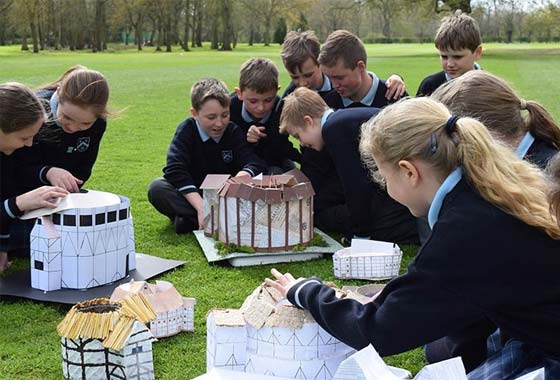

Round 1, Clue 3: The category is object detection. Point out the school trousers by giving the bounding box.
[147,178,198,232]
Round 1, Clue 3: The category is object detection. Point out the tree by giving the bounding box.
[273,17,287,44]
[435,0,472,13]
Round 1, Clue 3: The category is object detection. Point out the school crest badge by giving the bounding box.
[76,137,91,152]
[222,150,233,163]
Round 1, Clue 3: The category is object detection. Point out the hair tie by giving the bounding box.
[445,115,460,135]
[520,99,527,110]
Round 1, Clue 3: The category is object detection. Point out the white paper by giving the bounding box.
[333,344,404,380]
[513,368,544,380]
[349,239,399,256]
[192,368,294,380]
[413,357,467,380]
[21,190,121,219]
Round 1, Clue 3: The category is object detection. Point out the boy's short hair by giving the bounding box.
[280,31,321,74]
[191,78,230,111]
[435,10,482,52]
[279,87,328,134]
[318,30,367,69]
[238,58,278,93]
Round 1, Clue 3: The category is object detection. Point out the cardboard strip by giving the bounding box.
[267,204,272,250]
[251,202,255,248]
[236,198,241,246]
[211,205,215,235]
[299,199,303,244]
[284,202,289,249]
[224,196,229,244]
[308,199,313,241]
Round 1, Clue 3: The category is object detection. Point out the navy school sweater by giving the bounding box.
[288,179,560,357]
[162,117,266,194]
[0,153,24,249]
[229,93,301,167]
[525,136,558,169]
[302,79,402,199]
[321,107,410,237]
[416,71,447,97]
[11,90,106,192]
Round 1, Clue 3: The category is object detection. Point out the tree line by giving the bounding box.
[0,0,558,53]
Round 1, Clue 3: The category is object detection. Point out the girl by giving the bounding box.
[0,83,68,272]
[14,65,110,193]
[266,97,560,380]
[432,70,560,168]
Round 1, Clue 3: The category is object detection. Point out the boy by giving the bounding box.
[280,31,333,101]
[229,58,300,174]
[318,29,408,110]
[148,78,266,234]
[280,30,406,105]
[416,10,482,97]
[280,87,417,243]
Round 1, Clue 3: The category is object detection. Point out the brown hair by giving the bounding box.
[239,58,279,93]
[434,10,482,52]
[280,31,321,74]
[318,30,366,69]
[0,82,46,134]
[40,65,109,118]
[279,87,328,134]
[546,153,560,222]
[360,97,560,238]
[432,70,560,149]
[190,78,230,111]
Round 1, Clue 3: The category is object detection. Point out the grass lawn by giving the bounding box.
[1,42,559,379]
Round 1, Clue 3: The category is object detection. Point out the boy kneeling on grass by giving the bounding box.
[148,78,266,234]
[280,87,417,244]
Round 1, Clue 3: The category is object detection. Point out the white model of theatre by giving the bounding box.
[25,190,137,291]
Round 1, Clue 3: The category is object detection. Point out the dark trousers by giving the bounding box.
[425,318,499,372]
[147,178,198,232]
[314,179,418,244]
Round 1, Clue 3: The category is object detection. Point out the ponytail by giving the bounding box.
[361,97,560,239]
[432,70,560,150]
[525,100,560,149]
[546,153,560,222]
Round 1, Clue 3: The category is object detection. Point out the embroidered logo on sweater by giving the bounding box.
[76,137,91,152]
[222,150,233,163]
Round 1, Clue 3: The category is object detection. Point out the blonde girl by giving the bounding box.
[266,97,560,380]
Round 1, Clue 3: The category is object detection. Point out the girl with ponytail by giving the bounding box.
[432,70,560,168]
[265,97,560,380]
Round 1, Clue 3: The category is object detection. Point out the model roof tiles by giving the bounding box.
[203,169,315,203]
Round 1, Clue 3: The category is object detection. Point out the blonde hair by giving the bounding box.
[360,97,560,238]
[279,87,328,134]
[435,10,481,52]
[239,58,278,93]
[40,65,109,118]
[432,70,560,149]
[281,31,321,74]
[318,30,366,69]
[0,82,46,134]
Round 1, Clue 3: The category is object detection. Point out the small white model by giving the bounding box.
[24,190,137,291]
[57,294,157,380]
[333,239,403,280]
[111,280,196,338]
[206,285,354,380]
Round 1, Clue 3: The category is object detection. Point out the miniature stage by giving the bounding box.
[0,253,185,304]
[194,228,342,266]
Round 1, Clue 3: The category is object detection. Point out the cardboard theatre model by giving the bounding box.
[21,190,137,291]
[206,285,355,380]
[57,293,157,380]
[200,169,315,252]
[111,280,196,338]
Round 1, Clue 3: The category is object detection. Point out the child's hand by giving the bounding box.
[385,74,406,100]
[247,125,267,144]
[196,209,205,230]
[15,186,69,212]
[46,167,83,193]
[0,252,12,274]
[264,268,305,299]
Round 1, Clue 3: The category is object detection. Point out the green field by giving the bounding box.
[1,43,559,379]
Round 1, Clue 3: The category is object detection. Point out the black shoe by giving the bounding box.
[174,216,195,234]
